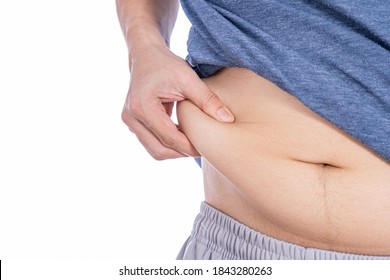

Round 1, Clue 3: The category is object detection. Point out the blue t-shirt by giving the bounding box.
[181,0,390,162]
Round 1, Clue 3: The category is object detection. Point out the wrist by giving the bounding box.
[126,24,172,72]
[126,21,168,57]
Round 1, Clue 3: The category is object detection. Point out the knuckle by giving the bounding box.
[200,92,219,109]
[128,97,142,116]
[122,96,145,128]
[121,110,136,133]
[121,110,129,125]
[160,134,176,148]
[150,148,168,161]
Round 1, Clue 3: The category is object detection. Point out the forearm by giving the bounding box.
[116,0,179,59]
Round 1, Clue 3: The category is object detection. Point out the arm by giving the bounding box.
[116,0,234,160]
[116,0,178,62]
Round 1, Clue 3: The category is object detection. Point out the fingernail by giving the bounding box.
[216,107,234,122]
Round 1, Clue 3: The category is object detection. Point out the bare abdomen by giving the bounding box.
[177,67,390,256]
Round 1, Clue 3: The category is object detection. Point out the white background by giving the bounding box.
[0,0,204,259]
[1,2,389,279]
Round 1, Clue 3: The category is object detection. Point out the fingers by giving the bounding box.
[121,48,233,160]
[132,121,187,160]
[185,78,235,123]
[122,99,200,160]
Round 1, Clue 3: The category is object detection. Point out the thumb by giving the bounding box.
[186,79,235,123]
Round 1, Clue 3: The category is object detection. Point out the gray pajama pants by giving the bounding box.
[177,202,390,260]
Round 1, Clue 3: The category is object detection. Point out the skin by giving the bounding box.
[116,0,234,160]
[177,68,390,256]
[116,1,390,256]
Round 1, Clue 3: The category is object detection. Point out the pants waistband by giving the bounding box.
[188,202,390,260]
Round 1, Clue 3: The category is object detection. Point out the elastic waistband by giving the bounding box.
[191,202,390,260]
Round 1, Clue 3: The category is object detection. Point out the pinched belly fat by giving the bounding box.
[177,67,390,256]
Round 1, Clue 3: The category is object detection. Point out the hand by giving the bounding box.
[121,45,235,160]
